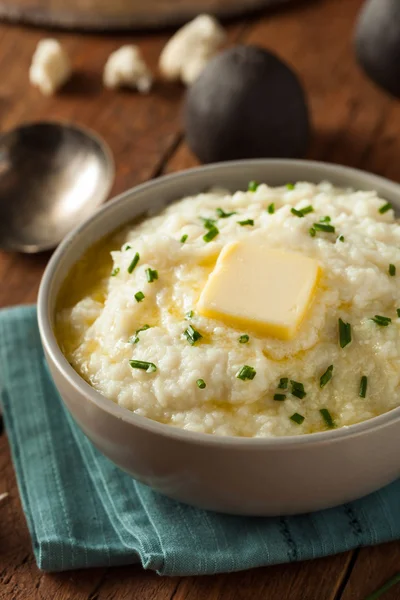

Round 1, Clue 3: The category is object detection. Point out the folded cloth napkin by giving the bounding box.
[1,305,400,575]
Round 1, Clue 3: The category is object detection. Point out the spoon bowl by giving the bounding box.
[0,121,114,253]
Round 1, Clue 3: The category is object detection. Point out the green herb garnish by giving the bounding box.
[338,235,345,242]
[338,318,352,348]
[197,379,206,389]
[201,217,217,229]
[129,360,157,373]
[320,408,335,428]
[184,325,203,345]
[286,183,295,190]
[146,268,158,283]
[320,365,333,388]
[237,219,254,226]
[313,223,335,233]
[203,226,219,243]
[267,203,275,214]
[236,365,256,381]
[239,334,249,344]
[290,413,305,425]
[111,267,120,276]
[397,308,400,318]
[278,377,288,390]
[290,380,306,399]
[389,264,396,276]
[371,315,391,326]
[379,202,392,214]
[216,207,236,218]
[309,227,316,237]
[180,234,188,244]
[359,375,368,398]
[127,252,140,274]
[248,180,259,192]
[319,216,331,223]
[274,394,286,401]
[134,291,145,302]
[291,208,305,218]
[130,324,151,344]
[186,310,194,319]
[291,206,313,217]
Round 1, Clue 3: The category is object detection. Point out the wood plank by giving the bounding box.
[171,554,353,600]
[340,543,400,600]
[0,434,107,600]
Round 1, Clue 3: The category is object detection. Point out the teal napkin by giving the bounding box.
[1,305,400,574]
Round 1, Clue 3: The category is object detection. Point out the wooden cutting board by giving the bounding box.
[0,0,294,30]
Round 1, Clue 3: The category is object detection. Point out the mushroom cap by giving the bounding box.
[355,0,400,98]
[184,45,310,163]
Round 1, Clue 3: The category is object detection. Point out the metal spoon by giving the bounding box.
[0,121,114,253]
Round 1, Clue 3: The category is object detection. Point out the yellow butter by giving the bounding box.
[197,234,320,340]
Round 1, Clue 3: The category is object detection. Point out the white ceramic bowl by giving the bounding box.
[38,159,400,516]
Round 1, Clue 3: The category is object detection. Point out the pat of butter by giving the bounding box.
[197,234,320,340]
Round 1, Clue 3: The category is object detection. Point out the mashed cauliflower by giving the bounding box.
[56,182,400,437]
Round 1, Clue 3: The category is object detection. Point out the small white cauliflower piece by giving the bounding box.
[103,45,153,93]
[159,14,226,85]
[29,39,71,95]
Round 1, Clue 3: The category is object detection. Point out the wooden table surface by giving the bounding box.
[1,0,400,598]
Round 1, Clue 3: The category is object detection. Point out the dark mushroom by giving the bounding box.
[184,45,310,164]
[355,0,400,98]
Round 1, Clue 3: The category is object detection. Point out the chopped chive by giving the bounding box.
[319,215,331,223]
[267,203,275,214]
[291,205,314,218]
[184,325,203,345]
[127,252,140,273]
[359,375,368,398]
[124,245,132,251]
[320,408,335,428]
[129,360,157,373]
[291,208,305,218]
[216,207,236,218]
[313,223,335,233]
[338,318,352,348]
[180,234,188,244]
[201,217,217,229]
[146,268,158,283]
[389,264,396,276]
[397,308,400,318]
[301,205,314,215]
[370,315,391,326]
[338,235,345,242]
[134,291,145,303]
[278,377,288,390]
[274,393,286,401]
[197,379,206,389]
[111,267,120,276]
[286,183,295,190]
[186,310,194,319]
[309,227,316,237]
[237,219,254,226]
[129,324,151,344]
[290,412,305,425]
[248,180,259,192]
[236,365,256,380]
[320,365,334,388]
[290,380,306,399]
[203,226,219,243]
[239,334,249,344]
[379,202,392,214]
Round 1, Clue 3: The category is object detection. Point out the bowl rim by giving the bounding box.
[38,158,400,449]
